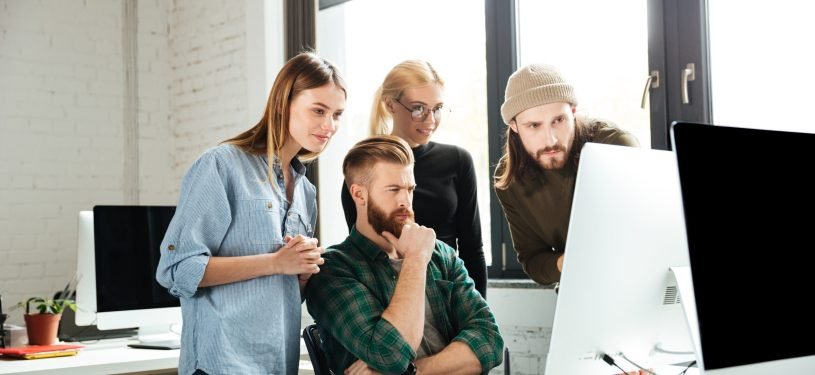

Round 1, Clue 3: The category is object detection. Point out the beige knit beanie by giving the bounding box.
[500,64,577,125]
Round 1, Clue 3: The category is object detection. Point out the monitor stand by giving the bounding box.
[128,340,180,350]
[670,266,702,367]
[127,325,181,350]
[58,308,137,342]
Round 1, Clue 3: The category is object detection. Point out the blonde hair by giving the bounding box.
[224,51,347,182]
[369,60,444,135]
[343,135,414,190]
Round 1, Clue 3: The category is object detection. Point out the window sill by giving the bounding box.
[487,279,556,289]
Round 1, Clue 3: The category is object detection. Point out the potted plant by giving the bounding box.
[14,297,77,345]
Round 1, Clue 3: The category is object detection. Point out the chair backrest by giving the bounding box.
[303,323,331,375]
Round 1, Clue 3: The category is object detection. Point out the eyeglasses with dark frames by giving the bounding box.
[393,98,449,122]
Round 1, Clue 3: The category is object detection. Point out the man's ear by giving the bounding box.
[350,183,367,206]
[509,120,519,134]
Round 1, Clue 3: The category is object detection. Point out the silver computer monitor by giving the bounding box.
[545,143,694,374]
[671,122,815,374]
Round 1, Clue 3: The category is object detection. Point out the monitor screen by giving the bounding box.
[671,122,815,374]
[93,205,177,313]
[75,206,181,345]
[545,143,694,374]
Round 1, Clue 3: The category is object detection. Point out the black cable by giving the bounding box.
[601,353,629,374]
[678,360,696,375]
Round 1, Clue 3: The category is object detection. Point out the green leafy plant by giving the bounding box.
[13,297,77,315]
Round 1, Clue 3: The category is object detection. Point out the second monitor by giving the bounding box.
[75,205,181,348]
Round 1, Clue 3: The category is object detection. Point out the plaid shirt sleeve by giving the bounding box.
[306,249,417,374]
[442,244,504,373]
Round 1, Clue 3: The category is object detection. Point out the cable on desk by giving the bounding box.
[678,360,696,375]
[601,353,630,374]
[618,352,658,375]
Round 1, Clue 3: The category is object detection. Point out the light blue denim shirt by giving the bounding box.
[156,144,316,375]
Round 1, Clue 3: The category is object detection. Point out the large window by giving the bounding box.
[316,0,491,263]
[708,1,815,133]
[313,0,814,280]
[486,0,652,278]
[516,0,651,148]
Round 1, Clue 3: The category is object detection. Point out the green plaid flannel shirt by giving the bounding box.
[305,228,503,374]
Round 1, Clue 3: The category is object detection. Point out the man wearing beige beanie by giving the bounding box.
[494,64,639,285]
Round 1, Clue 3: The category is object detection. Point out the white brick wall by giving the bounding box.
[168,0,249,189]
[0,0,254,324]
[0,0,127,322]
[137,0,173,205]
[488,287,556,374]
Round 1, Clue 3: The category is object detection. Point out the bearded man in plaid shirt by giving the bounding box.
[306,135,503,375]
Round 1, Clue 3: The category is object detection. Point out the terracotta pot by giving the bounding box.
[24,313,62,345]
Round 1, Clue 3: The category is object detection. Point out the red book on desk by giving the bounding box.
[0,344,84,359]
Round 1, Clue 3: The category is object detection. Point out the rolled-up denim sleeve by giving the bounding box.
[156,150,232,299]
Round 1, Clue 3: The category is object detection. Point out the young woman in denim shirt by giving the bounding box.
[157,52,347,375]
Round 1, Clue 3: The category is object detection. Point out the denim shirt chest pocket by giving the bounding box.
[283,209,314,238]
[234,198,286,251]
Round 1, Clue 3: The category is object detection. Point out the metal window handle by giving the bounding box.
[640,70,660,109]
[681,63,696,104]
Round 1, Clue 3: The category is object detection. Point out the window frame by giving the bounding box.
[484,0,713,278]
[305,0,716,279]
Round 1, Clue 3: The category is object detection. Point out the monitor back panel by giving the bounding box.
[545,143,692,374]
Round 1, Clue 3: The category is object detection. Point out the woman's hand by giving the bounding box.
[271,234,325,275]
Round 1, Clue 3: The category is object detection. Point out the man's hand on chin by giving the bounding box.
[382,223,435,264]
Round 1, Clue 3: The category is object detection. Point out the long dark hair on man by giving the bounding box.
[494,117,599,189]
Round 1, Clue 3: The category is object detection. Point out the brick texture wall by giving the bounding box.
[168,0,249,190]
[0,0,250,324]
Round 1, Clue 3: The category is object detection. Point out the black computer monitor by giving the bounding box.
[75,206,181,347]
[671,122,815,374]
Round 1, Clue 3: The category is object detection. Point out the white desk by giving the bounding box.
[0,339,178,375]
[0,338,316,375]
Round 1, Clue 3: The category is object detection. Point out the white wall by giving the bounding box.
[1,0,133,317]
[489,286,556,374]
[169,0,248,187]
[0,0,282,324]
[315,4,354,248]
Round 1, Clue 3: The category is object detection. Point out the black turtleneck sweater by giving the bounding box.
[340,141,487,297]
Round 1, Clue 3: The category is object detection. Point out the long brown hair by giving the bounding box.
[494,117,599,189]
[369,60,443,136]
[224,52,347,179]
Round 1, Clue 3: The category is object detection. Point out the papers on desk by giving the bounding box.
[0,344,84,360]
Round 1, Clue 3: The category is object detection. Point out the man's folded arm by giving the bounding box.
[306,262,417,374]
[446,251,504,373]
